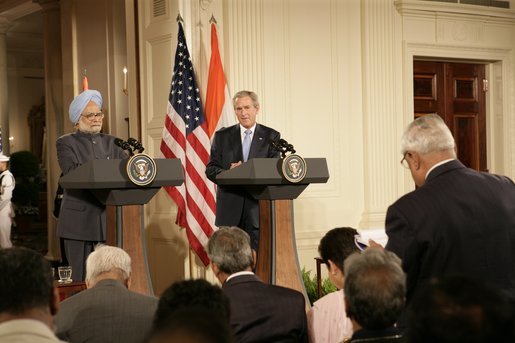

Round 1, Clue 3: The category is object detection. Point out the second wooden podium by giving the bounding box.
[216,158,329,296]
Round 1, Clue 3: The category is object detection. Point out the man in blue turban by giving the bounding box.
[68,89,103,125]
[56,89,128,281]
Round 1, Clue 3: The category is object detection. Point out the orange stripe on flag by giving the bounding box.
[205,24,227,138]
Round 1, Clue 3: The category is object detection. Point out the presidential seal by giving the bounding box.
[126,153,157,186]
[281,154,307,183]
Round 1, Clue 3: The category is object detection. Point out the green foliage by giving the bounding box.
[302,267,338,306]
[302,267,318,306]
[9,150,41,208]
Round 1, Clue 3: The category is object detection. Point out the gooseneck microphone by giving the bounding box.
[114,138,134,156]
[269,138,296,158]
[127,137,145,153]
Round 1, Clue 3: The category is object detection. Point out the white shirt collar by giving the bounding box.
[225,270,254,283]
[425,159,455,180]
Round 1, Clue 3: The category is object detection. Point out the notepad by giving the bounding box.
[354,228,388,250]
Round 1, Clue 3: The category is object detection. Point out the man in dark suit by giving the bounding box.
[206,90,280,251]
[55,245,158,343]
[57,89,127,280]
[207,226,308,343]
[385,113,515,307]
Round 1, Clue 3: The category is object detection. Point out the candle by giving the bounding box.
[123,66,128,94]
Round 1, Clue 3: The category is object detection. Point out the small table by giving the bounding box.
[54,280,86,301]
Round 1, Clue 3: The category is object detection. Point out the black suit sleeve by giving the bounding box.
[206,130,225,184]
[268,131,281,158]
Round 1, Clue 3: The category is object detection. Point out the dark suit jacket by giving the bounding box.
[385,159,515,303]
[206,124,280,227]
[223,274,308,343]
[55,279,158,343]
[56,131,127,241]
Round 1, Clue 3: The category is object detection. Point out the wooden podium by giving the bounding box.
[59,158,184,295]
[216,158,329,296]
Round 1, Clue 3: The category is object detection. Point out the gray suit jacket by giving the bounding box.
[55,279,158,343]
[206,124,280,227]
[56,131,127,241]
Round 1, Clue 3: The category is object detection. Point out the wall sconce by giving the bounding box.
[9,136,14,151]
[123,66,128,95]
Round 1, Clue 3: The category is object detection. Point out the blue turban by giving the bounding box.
[69,89,103,124]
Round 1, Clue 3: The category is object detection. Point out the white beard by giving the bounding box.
[77,120,102,134]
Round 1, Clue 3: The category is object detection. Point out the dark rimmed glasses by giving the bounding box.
[82,112,104,120]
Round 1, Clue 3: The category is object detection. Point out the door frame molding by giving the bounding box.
[402,42,513,184]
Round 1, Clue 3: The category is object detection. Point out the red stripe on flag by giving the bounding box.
[163,185,187,229]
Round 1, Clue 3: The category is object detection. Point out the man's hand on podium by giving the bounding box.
[230,161,243,169]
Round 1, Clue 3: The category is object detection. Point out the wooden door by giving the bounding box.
[413,61,487,171]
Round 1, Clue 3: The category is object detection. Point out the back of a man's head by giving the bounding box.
[207,226,253,274]
[0,247,53,315]
[408,275,515,343]
[153,279,231,332]
[401,113,456,156]
[85,245,131,286]
[344,248,406,330]
[149,308,234,343]
[319,227,359,272]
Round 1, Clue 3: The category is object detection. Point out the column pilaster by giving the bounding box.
[0,17,10,153]
[35,0,63,260]
[359,0,405,229]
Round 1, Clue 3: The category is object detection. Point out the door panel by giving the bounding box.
[413,61,486,172]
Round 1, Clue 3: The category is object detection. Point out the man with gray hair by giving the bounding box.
[343,248,405,342]
[385,114,515,309]
[207,226,308,342]
[55,245,158,343]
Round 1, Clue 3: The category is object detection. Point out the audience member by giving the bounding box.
[55,245,158,343]
[308,227,359,343]
[343,248,405,343]
[207,226,308,343]
[152,278,231,331]
[407,275,515,343]
[148,308,233,343]
[385,114,515,310]
[0,247,65,342]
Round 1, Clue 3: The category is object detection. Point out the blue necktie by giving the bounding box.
[242,129,251,162]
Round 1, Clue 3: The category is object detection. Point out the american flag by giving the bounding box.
[160,22,217,265]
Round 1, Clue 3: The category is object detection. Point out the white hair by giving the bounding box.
[400,114,456,156]
[85,245,131,283]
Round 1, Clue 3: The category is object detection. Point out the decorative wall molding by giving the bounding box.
[359,0,404,229]
[394,0,515,20]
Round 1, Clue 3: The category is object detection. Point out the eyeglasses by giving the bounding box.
[400,152,410,169]
[81,112,104,120]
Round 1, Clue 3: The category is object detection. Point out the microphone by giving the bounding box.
[114,138,133,156]
[127,137,145,153]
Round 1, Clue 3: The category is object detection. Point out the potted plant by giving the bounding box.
[10,150,42,231]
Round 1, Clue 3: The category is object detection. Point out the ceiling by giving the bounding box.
[0,0,43,70]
